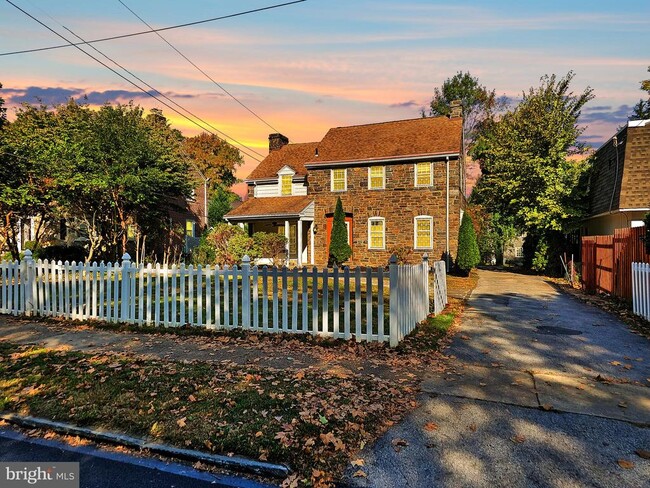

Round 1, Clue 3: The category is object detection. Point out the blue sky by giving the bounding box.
[1,0,648,188]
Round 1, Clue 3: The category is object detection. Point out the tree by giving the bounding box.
[471,72,594,272]
[456,213,480,274]
[0,82,6,130]
[630,66,650,120]
[424,71,506,150]
[328,197,351,266]
[208,184,240,226]
[183,132,243,190]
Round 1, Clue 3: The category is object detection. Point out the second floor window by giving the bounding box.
[415,162,433,187]
[368,166,385,189]
[281,174,293,195]
[331,168,347,192]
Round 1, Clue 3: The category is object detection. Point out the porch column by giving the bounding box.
[310,221,315,265]
[297,220,303,267]
[284,220,290,260]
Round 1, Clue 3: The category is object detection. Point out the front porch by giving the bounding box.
[224,196,315,267]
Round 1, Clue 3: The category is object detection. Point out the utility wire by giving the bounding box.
[118,0,282,135]
[0,0,306,57]
[6,0,264,162]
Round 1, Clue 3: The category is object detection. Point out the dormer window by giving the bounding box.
[281,174,293,195]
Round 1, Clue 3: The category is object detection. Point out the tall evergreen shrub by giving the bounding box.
[328,197,352,266]
[456,213,480,274]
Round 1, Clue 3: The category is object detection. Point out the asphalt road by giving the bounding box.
[0,427,275,488]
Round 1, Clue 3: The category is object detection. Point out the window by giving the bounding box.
[185,220,196,238]
[331,168,347,192]
[414,216,433,249]
[415,162,433,187]
[368,165,385,189]
[368,218,385,250]
[280,174,293,196]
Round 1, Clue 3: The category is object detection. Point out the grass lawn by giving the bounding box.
[0,341,415,486]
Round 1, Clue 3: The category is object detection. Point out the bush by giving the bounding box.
[38,244,88,263]
[645,213,650,255]
[225,233,255,265]
[328,197,352,266]
[253,232,287,265]
[456,213,480,274]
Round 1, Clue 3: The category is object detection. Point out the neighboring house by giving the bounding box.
[225,115,466,267]
[583,119,650,235]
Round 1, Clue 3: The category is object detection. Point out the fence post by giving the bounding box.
[120,253,131,322]
[389,254,398,347]
[423,253,430,319]
[242,255,251,328]
[22,249,35,316]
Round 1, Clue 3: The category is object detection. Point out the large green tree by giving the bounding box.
[630,66,650,120]
[208,184,240,226]
[4,99,193,261]
[424,71,506,150]
[183,132,243,190]
[456,213,480,274]
[471,72,594,271]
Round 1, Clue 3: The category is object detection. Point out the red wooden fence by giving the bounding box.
[581,226,650,300]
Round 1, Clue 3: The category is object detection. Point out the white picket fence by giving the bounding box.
[0,251,447,347]
[632,262,650,321]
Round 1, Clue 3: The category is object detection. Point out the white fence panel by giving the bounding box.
[632,262,650,321]
[1,250,449,347]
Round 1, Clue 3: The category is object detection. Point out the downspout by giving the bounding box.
[446,156,450,269]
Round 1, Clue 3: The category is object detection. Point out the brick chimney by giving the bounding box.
[269,133,289,152]
[449,100,462,118]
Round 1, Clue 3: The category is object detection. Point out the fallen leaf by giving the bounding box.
[460,335,471,340]
[541,404,553,411]
[610,361,621,366]
[635,449,650,460]
[511,435,525,444]
[176,417,187,428]
[479,382,487,387]
[618,401,628,409]
[188,394,197,402]
[424,422,438,432]
[617,459,634,469]
[469,423,477,432]
[351,459,365,467]
[352,470,367,478]
[391,438,409,452]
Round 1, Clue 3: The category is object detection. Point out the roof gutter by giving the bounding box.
[304,152,460,169]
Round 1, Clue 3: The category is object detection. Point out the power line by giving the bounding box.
[118,0,282,135]
[6,0,264,162]
[0,0,306,57]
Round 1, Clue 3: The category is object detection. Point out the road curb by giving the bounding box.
[0,413,291,479]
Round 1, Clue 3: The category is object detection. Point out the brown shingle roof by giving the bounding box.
[306,116,462,165]
[247,142,319,180]
[225,196,313,220]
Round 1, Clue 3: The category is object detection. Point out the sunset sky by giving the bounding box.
[1,0,648,196]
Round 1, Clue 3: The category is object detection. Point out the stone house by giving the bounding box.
[583,119,650,235]
[225,115,466,267]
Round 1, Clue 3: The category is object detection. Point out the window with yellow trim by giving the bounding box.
[331,168,346,191]
[415,162,433,187]
[414,216,433,249]
[280,174,293,195]
[368,165,385,189]
[368,218,385,249]
[185,220,196,238]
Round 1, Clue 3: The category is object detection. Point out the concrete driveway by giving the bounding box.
[345,269,650,488]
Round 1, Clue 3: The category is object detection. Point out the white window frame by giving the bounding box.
[368,217,385,250]
[280,174,293,196]
[413,215,433,250]
[331,168,347,192]
[368,165,385,190]
[414,162,433,187]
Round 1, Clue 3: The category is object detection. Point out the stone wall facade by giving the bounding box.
[308,158,464,267]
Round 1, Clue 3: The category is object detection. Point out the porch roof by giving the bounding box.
[225,196,313,221]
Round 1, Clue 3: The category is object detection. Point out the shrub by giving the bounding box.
[253,232,287,265]
[456,213,480,274]
[225,233,255,265]
[645,213,650,255]
[38,244,88,263]
[328,197,352,266]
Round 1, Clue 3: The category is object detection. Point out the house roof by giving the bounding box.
[588,120,650,217]
[225,195,313,221]
[305,116,462,166]
[247,142,319,181]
